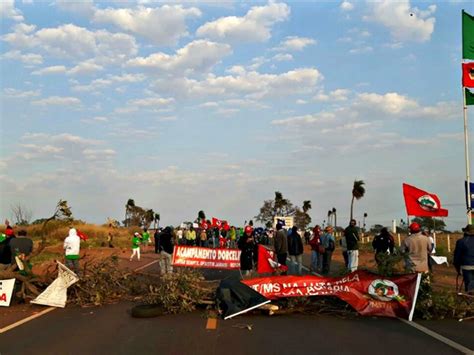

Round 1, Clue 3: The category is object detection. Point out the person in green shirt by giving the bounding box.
[142,228,151,250]
[130,232,141,261]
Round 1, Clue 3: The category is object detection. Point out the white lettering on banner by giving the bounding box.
[0,279,16,307]
[173,246,241,270]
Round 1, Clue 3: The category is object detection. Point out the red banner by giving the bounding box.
[257,245,288,273]
[242,271,421,320]
[172,246,241,270]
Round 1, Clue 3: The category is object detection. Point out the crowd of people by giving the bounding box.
[1,217,473,293]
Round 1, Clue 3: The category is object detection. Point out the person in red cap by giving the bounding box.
[238,226,255,277]
[401,222,432,273]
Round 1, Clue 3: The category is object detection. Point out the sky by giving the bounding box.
[1,0,474,230]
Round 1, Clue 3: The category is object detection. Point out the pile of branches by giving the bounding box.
[68,256,156,307]
[0,264,54,302]
[143,268,217,314]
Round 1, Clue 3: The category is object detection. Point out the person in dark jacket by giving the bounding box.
[238,226,255,277]
[288,226,304,275]
[454,224,474,293]
[344,219,359,272]
[372,227,395,265]
[158,226,174,275]
[273,222,288,275]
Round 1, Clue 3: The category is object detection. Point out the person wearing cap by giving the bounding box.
[454,225,474,293]
[64,228,81,275]
[238,226,255,277]
[344,219,360,272]
[320,226,336,275]
[158,226,174,275]
[402,222,432,273]
[274,222,288,275]
[130,232,141,261]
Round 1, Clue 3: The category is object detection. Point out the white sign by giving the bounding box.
[273,216,294,229]
[0,279,16,307]
[31,262,79,308]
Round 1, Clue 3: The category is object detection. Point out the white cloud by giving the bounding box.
[3,88,40,99]
[2,50,43,66]
[0,0,24,21]
[83,149,116,161]
[272,112,336,126]
[72,73,145,92]
[274,36,316,51]
[349,45,373,54]
[313,89,350,102]
[93,5,201,46]
[128,97,174,107]
[127,40,232,74]
[368,0,436,43]
[67,61,104,76]
[22,132,102,146]
[196,2,290,42]
[340,1,354,11]
[2,24,138,63]
[55,0,95,16]
[32,96,81,106]
[153,67,322,100]
[272,53,293,61]
[31,65,67,75]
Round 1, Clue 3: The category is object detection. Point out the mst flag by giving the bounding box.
[466,88,474,106]
[257,244,288,274]
[463,10,474,60]
[402,183,448,217]
[462,62,474,87]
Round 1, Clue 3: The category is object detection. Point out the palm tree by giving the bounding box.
[302,200,312,213]
[350,180,366,221]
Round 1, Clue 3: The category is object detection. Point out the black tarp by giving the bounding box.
[216,278,270,320]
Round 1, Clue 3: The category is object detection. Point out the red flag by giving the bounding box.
[222,221,230,231]
[462,62,474,88]
[211,217,222,228]
[257,245,288,273]
[402,183,448,217]
[76,229,88,241]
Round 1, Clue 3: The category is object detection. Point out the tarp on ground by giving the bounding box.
[216,278,270,320]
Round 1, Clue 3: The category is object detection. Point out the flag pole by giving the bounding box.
[463,83,472,225]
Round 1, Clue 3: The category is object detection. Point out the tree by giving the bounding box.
[294,200,312,230]
[124,199,135,227]
[350,180,365,221]
[255,191,296,228]
[38,199,73,251]
[10,203,32,225]
[411,217,446,232]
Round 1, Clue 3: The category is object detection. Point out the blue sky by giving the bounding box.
[1,0,474,230]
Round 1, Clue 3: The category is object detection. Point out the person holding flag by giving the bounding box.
[401,223,432,273]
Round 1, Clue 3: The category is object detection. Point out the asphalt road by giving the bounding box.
[1,264,473,355]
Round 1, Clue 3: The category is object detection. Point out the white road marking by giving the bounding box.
[0,307,56,334]
[399,319,473,354]
[0,257,159,334]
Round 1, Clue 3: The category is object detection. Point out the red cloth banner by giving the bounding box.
[463,62,474,88]
[172,246,241,270]
[257,245,288,273]
[242,271,421,320]
[402,183,448,217]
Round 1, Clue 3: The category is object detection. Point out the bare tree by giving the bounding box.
[11,203,33,225]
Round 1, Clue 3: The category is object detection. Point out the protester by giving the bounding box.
[453,224,474,293]
[141,228,150,249]
[372,227,395,266]
[309,225,322,272]
[345,219,360,272]
[9,229,33,266]
[274,222,288,275]
[401,222,431,273]
[107,231,114,248]
[64,228,81,275]
[340,234,348,268]
[288,226,304,275]
[158,226,174,275]
[176,228,184,245]
[1,221,15,265]
[199,228,208,247]
[320,226,336,275]
[238,226,255,277]
[130,232,141,261]
[154,229,161,253]
[304,229,311,245]
[229,226,237,248]
[187,226,197,246]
